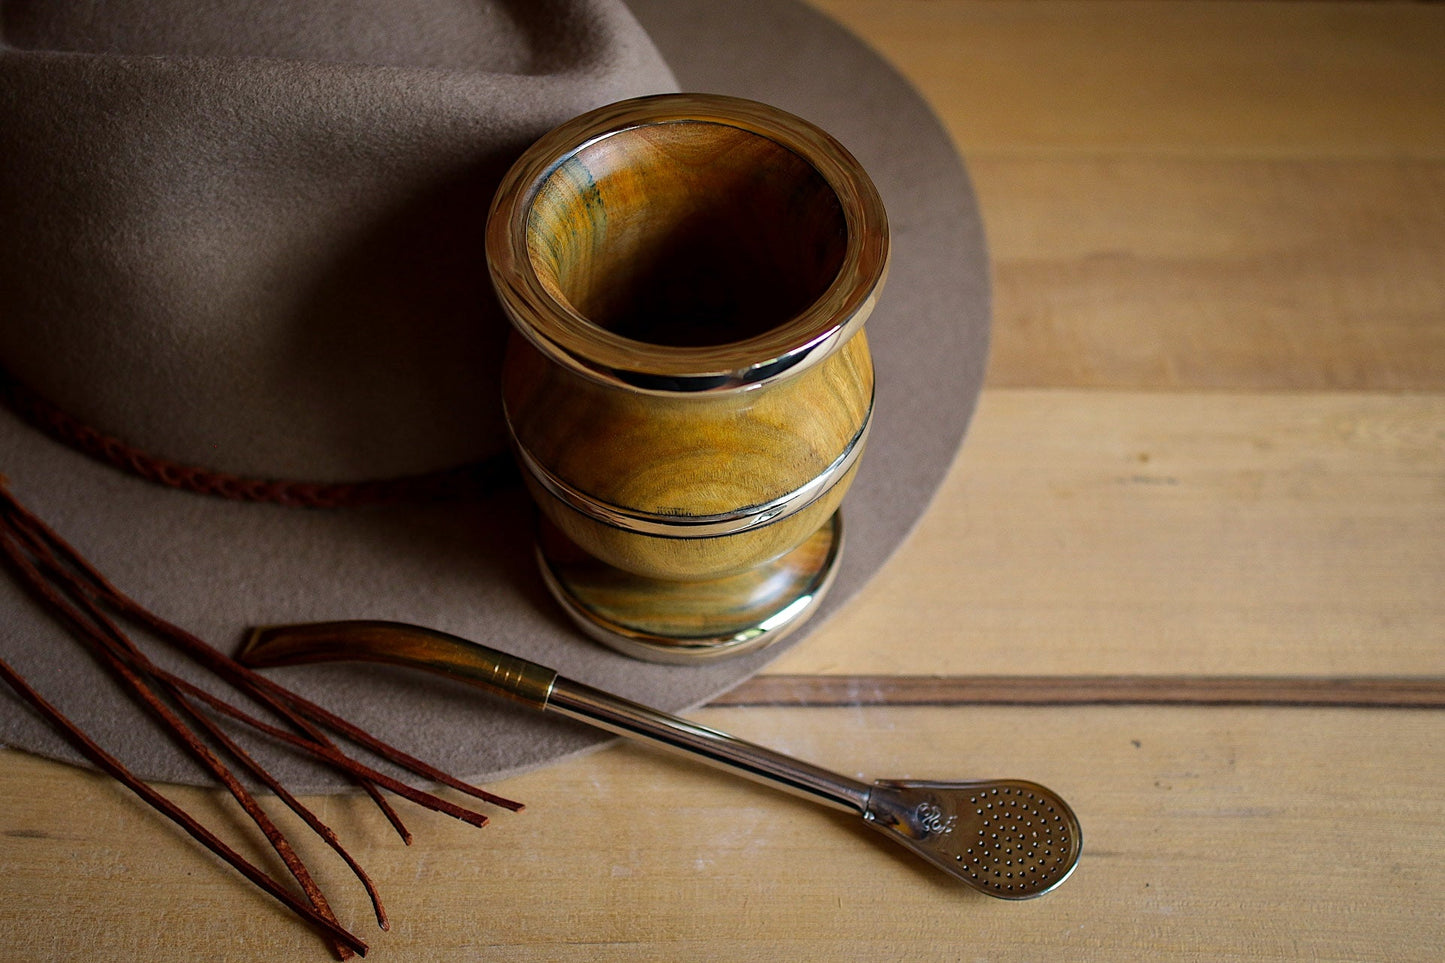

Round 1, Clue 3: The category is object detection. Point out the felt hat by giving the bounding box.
[0,0,990,789]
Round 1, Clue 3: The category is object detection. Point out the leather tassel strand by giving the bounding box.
[0,481,523,958]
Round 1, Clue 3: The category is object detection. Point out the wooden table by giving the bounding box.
[4,2,1443,959]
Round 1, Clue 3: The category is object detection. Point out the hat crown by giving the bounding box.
[0,0,677,483]
[5,0,612,72]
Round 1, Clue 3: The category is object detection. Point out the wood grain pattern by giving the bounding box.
[714,674,1445,709]
[980,157,1445,389]
[537,509,841,648]
[526,121,849,347]
[507,332,871,579]
[815,0,1445,391]
[772,390,1445,678]
[817,0,1445,158]
[505,332,873,516]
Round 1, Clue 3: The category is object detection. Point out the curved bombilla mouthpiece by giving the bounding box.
[239,620,1080,899]
[242,619,557,709]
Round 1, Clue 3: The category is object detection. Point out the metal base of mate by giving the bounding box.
[535,513,844,663]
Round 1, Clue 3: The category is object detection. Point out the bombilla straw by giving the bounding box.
[239,620,1081,899]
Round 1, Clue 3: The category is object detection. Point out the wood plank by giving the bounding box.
[810,0,1445,158]
[716,674,1445,709]
[976,157,1445,390]
[771,389,1445,679]
[2,6,1441,963]
[3,703,1442,961]
[809,2,1445,389]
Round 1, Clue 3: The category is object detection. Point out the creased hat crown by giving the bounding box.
[0,0,677,483]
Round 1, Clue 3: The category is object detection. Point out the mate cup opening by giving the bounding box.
[524,119,849,349]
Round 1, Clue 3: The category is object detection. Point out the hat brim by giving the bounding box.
[0,0,990,790]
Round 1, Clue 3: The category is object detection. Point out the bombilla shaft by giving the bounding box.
[544,677,872,815]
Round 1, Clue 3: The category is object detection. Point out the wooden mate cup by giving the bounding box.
[486,93,888,662]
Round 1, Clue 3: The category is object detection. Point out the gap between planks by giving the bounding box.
[709,675,1445,709]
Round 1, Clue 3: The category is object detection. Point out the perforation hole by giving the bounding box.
[957,785,1077,895]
